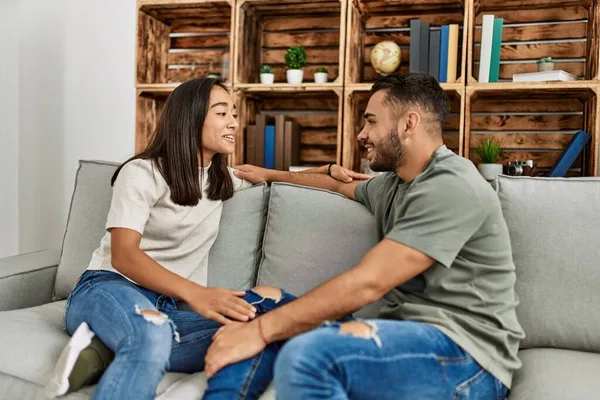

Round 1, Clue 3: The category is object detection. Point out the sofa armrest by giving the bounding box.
[0,249,61,311]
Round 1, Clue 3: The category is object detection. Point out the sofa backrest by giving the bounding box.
[255,183,381,317]
[495,175,600,353]
[54,160,269,300]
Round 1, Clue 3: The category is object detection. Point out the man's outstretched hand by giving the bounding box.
[232,164,371,185]
[329,164,371,183]
[204,320,267,378]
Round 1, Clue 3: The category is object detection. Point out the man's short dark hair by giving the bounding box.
[370,73,450,131]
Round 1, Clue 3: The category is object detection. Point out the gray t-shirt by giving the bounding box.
[354,145,525,389]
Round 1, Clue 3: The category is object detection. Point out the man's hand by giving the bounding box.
[204,320,267,377]
[328,164,371,183]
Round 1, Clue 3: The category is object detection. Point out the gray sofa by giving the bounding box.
[0,160,599,399]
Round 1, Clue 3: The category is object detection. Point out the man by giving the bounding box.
[205,72,525,399]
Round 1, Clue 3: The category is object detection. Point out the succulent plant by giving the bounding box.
[285,46,307,69]
[261,64,273,74]
[474,138,503,163]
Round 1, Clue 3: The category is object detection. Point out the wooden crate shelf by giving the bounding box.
[234,88,343,167]
[345,0,468,85]
[233,0,346,85]
[137,0,235,85]
[343,86,465,171]
[468,0,600,83]
[134,0,600,176]
[465,84,600,176]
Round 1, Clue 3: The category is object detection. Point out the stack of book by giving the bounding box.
[245,114,301,171]
[478,14,503,83]
[409,19,460,83]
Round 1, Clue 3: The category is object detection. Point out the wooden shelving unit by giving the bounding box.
[135,0,600,176]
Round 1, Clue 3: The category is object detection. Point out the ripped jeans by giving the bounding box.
[64,270,296,400]
[274,320,509,400]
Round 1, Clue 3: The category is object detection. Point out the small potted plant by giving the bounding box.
[285,46,307,84]
[537,57,554,72]
[475,138,503,181]
[260,65,274,84]
[314,67,328,83]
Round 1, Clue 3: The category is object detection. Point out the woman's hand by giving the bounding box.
[184,286,256,325]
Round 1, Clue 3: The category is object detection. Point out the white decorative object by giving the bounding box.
[477,163,503,181]
[287,69,304,84]
[314,72,328,83]
[260,73,274,84]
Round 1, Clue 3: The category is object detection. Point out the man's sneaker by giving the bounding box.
[44,322,114,398]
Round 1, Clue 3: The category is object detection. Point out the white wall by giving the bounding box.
[0,0,136,257]
[0,0,20,258]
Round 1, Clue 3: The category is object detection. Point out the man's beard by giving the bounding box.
[368,127,405,172]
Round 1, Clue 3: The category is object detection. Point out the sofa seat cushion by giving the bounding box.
[0,302,275,399]
[509,348,600,399]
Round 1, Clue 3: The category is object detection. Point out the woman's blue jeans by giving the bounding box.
[64,270,296,400]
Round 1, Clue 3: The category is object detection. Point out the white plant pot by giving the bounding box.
[538,62,554,72]
[314,72,328,83]
[286,69,304,84]
[260,73,274,84]
[477,163,503,181]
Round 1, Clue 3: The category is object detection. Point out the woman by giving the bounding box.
[45,77,366,400]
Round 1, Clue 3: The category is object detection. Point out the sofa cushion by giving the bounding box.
[509,348,600,399]
[495,175,600,352]
[256,183,380,315]
[0,302,275,399]
[55,160,270,300]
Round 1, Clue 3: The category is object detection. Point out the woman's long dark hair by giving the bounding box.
[111,78,235,205]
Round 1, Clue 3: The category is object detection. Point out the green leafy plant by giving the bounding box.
[537,57,554,63]
[315,67,328,73]
[474,138,503,163]
[285,46,307,69]
[261,64,273,74]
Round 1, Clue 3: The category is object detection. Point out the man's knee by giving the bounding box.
[251,285,282,300]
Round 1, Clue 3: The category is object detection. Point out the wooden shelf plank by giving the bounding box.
[345,82,465,93]
[235,83,343,92]
[467,80,599,95]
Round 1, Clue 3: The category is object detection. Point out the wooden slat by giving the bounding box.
[262,48,339,64]
[474,7,587,24]
[474,22,587,42]
[470,98,583,112]
[471,114,582,131]
[469,150,582,168]
[301,129,338,145]
[443,132,460,148]
[170,34,229,49]
[288,113,338,128]
[365,31,411,46]
[168,49,226,64]
[170,19,231,33]
[444,114,461,130]
[141,5,231,21]
[167,67,211,82]
[254,3,340,15]
[366,13,464,30]
[473,62,585,80]
[300,147,337,163]
[260,97,338,111]
[263,16,340,31]
[473,42,586,61]
[470,133,575,149]
[137,12,170,84]
[263,31,339,48]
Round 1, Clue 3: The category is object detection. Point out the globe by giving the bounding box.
[370,40,401,75]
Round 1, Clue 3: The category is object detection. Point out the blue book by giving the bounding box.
[548,130,591,177]
[439,25,449,83]
[264,125,276,169]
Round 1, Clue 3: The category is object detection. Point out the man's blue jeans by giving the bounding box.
[64,270,296,400]
[274,319,509,400]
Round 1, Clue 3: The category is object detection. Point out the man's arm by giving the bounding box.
[259,238,434,342]
[233,164,363,200]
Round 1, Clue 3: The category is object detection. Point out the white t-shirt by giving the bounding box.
[87,158,251,287]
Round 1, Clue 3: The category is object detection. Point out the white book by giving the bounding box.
[512,70,577,82]
[478,14,495,83]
